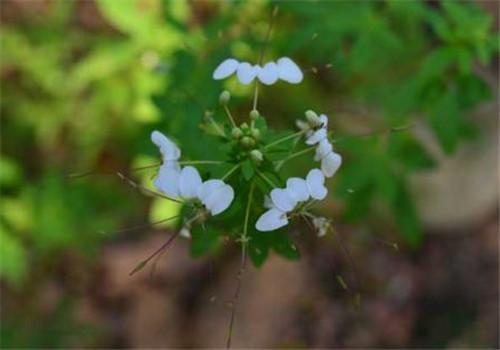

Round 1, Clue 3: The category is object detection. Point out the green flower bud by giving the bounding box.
[305,110,321,127]
[240,122,249,130]
[240,136,254,148]
[231,127,243,139]
[250,149,263,163]
[250,128,261,140]
[249,109,259,120]
[203,110,214,122]
[219,90,231,105]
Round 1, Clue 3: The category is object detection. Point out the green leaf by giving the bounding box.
[427,91,461,154]
[248,234,269,268]
[190,225,221,258]
[271,232,300,261]
[241,159,255,180]
[0,225,28,288]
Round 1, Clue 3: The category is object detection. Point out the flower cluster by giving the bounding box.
[149,53,343,243]
[213,57,303,85]
[152,131,234,216]
[297,110,342,178]
[256,169,327,231]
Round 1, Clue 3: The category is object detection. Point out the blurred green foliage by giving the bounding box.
[0,2,497,342]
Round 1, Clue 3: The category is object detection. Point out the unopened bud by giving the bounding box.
[240,122,249,130]
[219,90,231,105]
[240,136,254,148]
[305,110,321,127]
[231,127,243,139]
[249,109,259,120]
[203,110,214,122]
[250,149,263,163]
[250,128,261,140]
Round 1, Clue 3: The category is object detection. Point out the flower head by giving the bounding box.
[152,131,234,216]
[255,169,328,232]
[213,57,303,85]
[297,112,342,178]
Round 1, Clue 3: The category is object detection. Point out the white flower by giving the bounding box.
[298,113,342,178]
[151,130,181,163]
[255,169,328,232]
[213,57,303,85]
[197,179,235,216]
[151,131,235,216]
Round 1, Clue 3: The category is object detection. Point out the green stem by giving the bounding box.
[243,181,255,239]
[264,130,306,149]
[224,105,237,128]
[252,83,259,113]
[221,163,241,181]
[275,146,315,169]
[256,169,277,188]
[226,181,254,349]
[179,160,225,165]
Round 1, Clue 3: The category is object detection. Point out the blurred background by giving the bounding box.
[0,0,498,348]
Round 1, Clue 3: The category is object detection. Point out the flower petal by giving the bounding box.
[271,188,297,212]
[178,166,202,199]
[315,139,333,160]
[154,164,181,198]
[255,208,289,232]
[197,179,225,205]
[213,58,239,80]
[205,184,234,215]
[151,131,181,161]
[258,62,279,85]
[319,114,328,128]
[286,177,310,202]
[321,152,342,177]
[306,128,327,145]
[236,62,258,85]
[306,168,328,200]
[277,57,303,84]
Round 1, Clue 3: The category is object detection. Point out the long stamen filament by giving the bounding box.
[100,215,182,235]
[264,130,306,149]
[275,146,315,168]
[179,160,225,165]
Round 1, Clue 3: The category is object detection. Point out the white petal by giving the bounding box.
[319,114,328,128]
[286,178,310,202]
[154,164,180,198]
[306,168,328,200]
[213,58,239,80]
[306,128,327,145]
[197,179,224,204]
[277,57,303,84]
[205,184,234,215]
[151,131,181,161]
[257,62,279,85]
[236,62,258,85]
[178,166,202,199]
[321,152,342,177]
[271,188,297,212]
[255,208,289,232]
[315,139,333,160]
